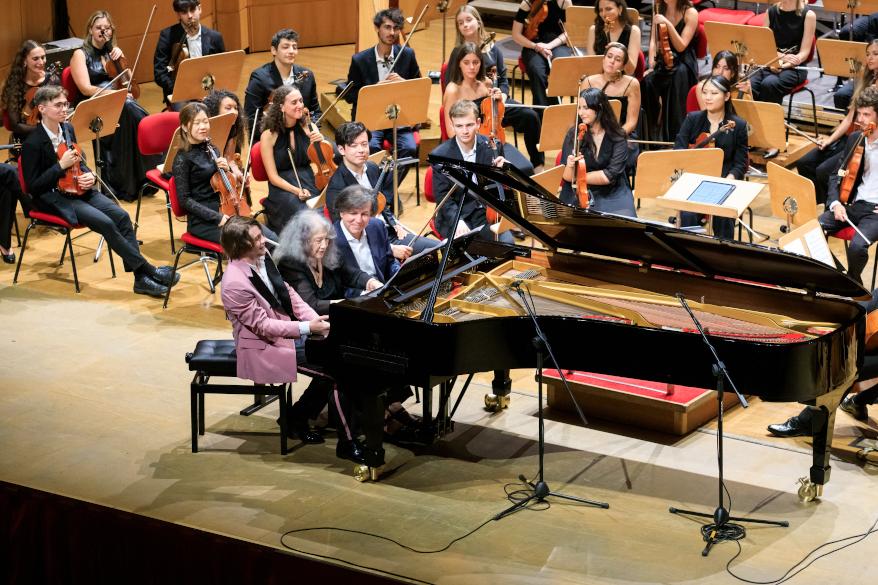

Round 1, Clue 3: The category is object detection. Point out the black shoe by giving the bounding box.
[840,395,868,421]
[133,275,169,298]
[153,265,181,287]
[362,447,386,468]
[336,437,367,464]
[767,416,811,438]
[289,419,324,444]
[511,229,527,241]
[1,251,14,264]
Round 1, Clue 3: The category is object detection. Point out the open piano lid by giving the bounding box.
[429,155,867,298]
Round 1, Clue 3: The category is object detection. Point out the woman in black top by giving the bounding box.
[587,0,642,76]
[749,0,816,105]
[560,88,636,216]
[203,89,248,188]
[674,76,748,239]
[259,84,323,234]
[0,40,61,145]
[511,0,574,107]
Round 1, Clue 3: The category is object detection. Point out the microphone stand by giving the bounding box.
[668,293,788,557]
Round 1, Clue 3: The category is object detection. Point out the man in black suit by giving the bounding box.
[345,8,421,161]
[21,86,178,297]
[243,28,320,133]
[326,121,436,256]
[153,0,226,107]
[430,100,532,243]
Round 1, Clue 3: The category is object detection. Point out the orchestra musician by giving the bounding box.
[172,102,276,246]
[430,99,533,242]
[0,164,28,264]
[202,89,247,187]
[0,40,61,145]
[674,76,748,239]
[641,0,699,142]
[258,84,324,234]
[510,0,574,108]
[691,50,749,111]
[585,0,642,77]
[560,88,636,216]
[218,215,330,445]
[243,28,320,133]
[797,40,878,206]
[153,0,225,108]
[21,86,178,297]
[748,0,816,106]
[68,10,156,202]
[325,121,436,256]
[817,86,878,285]
[453,5,545,169]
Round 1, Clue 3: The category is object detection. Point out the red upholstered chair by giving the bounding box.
[60,67,81,106]
[440,62,448,93]
[439,105,449,141]
[697,8,755,25]
[422,167,443,238]
[695,23,708,61]
[634,51,646,80]
[135,111,180,253]
[381,131,421,205]
[745,11,767,25]
[686,84,700,113]
[249,141,267,182]
[2,110,12,132]
[13,160,116,293]
[163,177,225,308]
[829,226,878,289]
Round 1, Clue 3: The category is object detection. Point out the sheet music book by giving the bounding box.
[778,219,834,268]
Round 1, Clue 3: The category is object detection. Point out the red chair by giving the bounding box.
[422,167,443,238]
[164,177,225,309]
[381,131,421,205]
[695,23,708,61]
[439,105,449,142]
[686,84,700,113]
[440,62,448,93]
[745,12,766,25]
[136,111,181,253]
[830,226,878,290]
[13,161,116,293]
[634,51,646,81]
[60,67,81,105]
[697,8,755,25]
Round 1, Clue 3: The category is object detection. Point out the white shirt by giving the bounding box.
[340,221,377,277]
[831,135,878,209]
[42,122,63,150]
[454,137,479,232]
[186,26,203,58]
[374,46,393,82]
[349,165,373,190]
[249,256,310,335]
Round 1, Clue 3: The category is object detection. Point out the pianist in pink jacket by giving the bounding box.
[219,216,329,385]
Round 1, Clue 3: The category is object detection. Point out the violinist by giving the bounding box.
[748,0,815,105]
[453,6,545,169]
[202,89,247,188]
[325,121,436,257]
[641,0,698,142]
[243,28,320,134]
[560,88,636,216]
[69,11,156,202]
[258,85,323,234]
[511,0,574,107]
[585,0,641,77]
[153,0,225,108]
[172,102,276,246]
[818,86,878,285]
[0,40,61,144]
[674,76,748,239]
[21,86,177,298]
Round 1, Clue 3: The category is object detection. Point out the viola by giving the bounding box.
[57,123,87,196]
[302,108,336,191]
[206,140,249,217]
[574,123,590,209]
[689,120,736,149]
[479,76,506,145]
[653,1,674,69]
[524,0,548,42]
[23,61,61,124]
[100,29,140,99]
[839,122,877,205]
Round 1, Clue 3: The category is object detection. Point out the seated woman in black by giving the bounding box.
[586,0,642,77]
[203,89,248,191]
[674,76,748,240]
[560,88,636,216]
[172,102,277,245]
[0,40,61,146]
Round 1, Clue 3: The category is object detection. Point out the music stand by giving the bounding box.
[632,148,723,200]
[767,161,819,234]
[703,21,777,70]
[656,172,764,237]
[733,99,816,167]
[169,50,246,103]
[536,103,577,152]
[823,0,878,40]
[778,218,836,268]
[816,38,867,79]
[547,56,602,99]
[530,164,564,197]
[356,76,431,217]
[159,112,236,175]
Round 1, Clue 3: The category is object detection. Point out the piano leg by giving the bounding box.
[802,386,846,501]
[352,391,387,482]
[485,369,512,412]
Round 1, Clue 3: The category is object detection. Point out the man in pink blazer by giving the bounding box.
[220,216,330,444]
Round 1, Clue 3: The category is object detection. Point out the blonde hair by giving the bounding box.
[82,11,116,57]
[454,5,488,47]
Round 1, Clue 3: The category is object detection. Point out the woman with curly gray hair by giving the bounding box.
[275,210,382,313]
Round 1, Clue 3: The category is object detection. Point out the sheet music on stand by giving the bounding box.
[778,219,835,268]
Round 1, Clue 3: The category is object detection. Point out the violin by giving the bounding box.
[23,61,61,124]
[523,0,548,42]
[372,155,393,217]
[689,120,736,149]
[101,30,140,99]
[839,122,877,205]
[167,34,190,81]
[653,1,674,69]
[302,108,336,191]
[574,123,590,209]
[57,123,87,196]
[206,139,249,217]
[479,75,506,145]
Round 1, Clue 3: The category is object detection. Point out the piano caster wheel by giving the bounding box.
[484,394,510,412]
[797,477,820,503]
[354,464,384,482]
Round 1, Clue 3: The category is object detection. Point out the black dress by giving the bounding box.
[515,0,574,107]
[749,5,809,104]
[642,16,698,142]
[172,143,223,243]
[79,47,157,200]
[594,23,632,56]
[263,124,317,234]
[277,257,370,314]
[559,128,636,216]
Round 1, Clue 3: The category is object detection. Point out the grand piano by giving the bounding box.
[309,156,866,494]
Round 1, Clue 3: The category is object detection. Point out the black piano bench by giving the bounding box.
[185,339,290,455]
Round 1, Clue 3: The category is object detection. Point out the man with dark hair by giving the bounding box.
[153,0,226,107]
[345,8,421,161]
[243,28,320,132]
[21,86,178,297]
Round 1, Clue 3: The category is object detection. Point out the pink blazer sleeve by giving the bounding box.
[287,283,319,322]
[222,279,302,340]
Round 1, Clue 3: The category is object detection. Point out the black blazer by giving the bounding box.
[325,161,398,227]
[827,131,868,208]
[430,135,497,238]
[243,62,320,132]
[277,257,371,314]
[333,218,399,288]
[21,123,90,225]
[153,24,226,99]
[345,45,421,119]
[673,111,749,180]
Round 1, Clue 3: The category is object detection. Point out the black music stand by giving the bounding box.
[668,294,788,557]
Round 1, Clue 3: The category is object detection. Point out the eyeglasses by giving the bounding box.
[49,102,70,109]
[94,26,114,33]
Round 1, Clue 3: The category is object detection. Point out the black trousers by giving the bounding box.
[796,141,845,207]
[749,68,806,106]
[521,46,573,107]
[818,199,878,284]
[502,99,545,167]
[0,164,27,250]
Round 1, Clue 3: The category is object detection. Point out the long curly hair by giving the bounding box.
[81,11,116,58]
[593,0,632,56]
[261,85,302,137]
[203,89,248,155]
[1,40,42,117]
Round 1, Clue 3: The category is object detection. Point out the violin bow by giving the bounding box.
[287,147,306,200]
[127,4,157,94]
[238,108,260,201]
[386,3,429,75]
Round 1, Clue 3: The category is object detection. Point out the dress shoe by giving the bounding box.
[840,395,868,421]
[511,229,527,241]
[289,419,324,444]
[767,416,811,438]
[1,251,15,264]
[152,265,181,287]
[336,437,367,464]
[133,274,169,298]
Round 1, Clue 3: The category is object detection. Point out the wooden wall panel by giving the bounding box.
[249,0,357,52]
[0,0,52,87]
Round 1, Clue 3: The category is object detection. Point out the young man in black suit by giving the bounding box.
[21,86,178,297]
[326,121,436,257]
[153,0,226,108]
[345,8,421,161]
[243,28,320,133]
